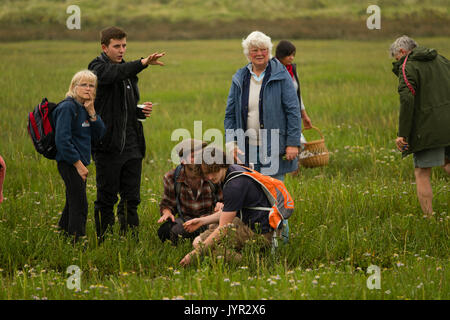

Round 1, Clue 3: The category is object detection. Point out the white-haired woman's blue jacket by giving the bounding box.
[224,58,301,176]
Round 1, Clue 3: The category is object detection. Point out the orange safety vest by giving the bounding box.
[224,167,295,230]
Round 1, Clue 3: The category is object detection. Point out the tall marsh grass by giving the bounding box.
[0,38,448,299]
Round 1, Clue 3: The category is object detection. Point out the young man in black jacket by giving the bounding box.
[88,26,165,242]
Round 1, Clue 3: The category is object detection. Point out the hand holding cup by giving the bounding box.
[136,102,157,122]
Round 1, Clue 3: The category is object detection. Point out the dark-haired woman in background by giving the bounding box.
[276,40,313,145]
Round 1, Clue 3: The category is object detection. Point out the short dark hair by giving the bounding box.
[275,40,296,60]
[101,26,127,46]
[201,146,230,175]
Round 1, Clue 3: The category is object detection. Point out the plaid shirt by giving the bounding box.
[159,167,223,219]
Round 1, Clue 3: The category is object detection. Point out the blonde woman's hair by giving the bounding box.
[66,70,97,99]
[242,31,273,62]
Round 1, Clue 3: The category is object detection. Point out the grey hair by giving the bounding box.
[389,35,418,58]
[242,31,273,62]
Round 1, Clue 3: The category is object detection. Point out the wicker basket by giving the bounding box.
[298,126,329,168]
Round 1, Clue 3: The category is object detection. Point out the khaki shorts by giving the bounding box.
[413,146,450,168]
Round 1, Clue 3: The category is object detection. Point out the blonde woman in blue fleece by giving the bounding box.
[53,70,105,243]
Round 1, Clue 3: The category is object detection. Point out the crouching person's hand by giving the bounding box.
[183,218,203,233]
[180,249,198,267]
[158,209,175,224]
[214,202,224,212]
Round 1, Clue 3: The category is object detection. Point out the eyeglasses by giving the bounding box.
[250,48,268,55]
[77,83,95,88]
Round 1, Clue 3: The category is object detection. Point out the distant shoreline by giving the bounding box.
[2,15,449,42]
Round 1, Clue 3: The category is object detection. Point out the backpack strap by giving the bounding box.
[173,164,185,221]
[246,206,271,211]
[271,230,279,254]
[224,170,273,211]
[223,166,257,184]
[206,180,219,207]
[402,54,416,96]
[224,170,246,185]
[224,169,285,250]
[51,97,79,129]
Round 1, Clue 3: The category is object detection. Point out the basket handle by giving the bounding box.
[301,126,324,140]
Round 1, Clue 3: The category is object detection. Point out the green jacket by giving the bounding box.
[392,46,450,156]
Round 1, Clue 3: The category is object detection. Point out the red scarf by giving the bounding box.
[285,64,295,79]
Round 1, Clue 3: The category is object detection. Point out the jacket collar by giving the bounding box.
[233,58,286,85]
[65,96,84,109]
[269,58,289,79]
[391,46,437,76]
[392,55,406,76]
[100,52,126,64]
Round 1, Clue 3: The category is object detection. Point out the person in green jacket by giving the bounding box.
[390,35,450,216]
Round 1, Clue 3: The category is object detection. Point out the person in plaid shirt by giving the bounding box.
[157,139,223,244]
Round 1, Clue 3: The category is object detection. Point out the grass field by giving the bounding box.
[0,37,449,300]
[1,0,449,40]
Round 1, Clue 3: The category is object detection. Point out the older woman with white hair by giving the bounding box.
[225,31,301,180]
[53,70,105,243]
[224,31,301,243]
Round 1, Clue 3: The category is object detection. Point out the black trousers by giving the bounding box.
[57,161,88,240]
[94,153,142,241]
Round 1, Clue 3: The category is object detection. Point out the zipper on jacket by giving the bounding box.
[231,75,243,130]
[119,79,128,154]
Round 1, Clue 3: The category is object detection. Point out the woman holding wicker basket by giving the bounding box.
[275,40,313,145]
[276,40,329,168]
